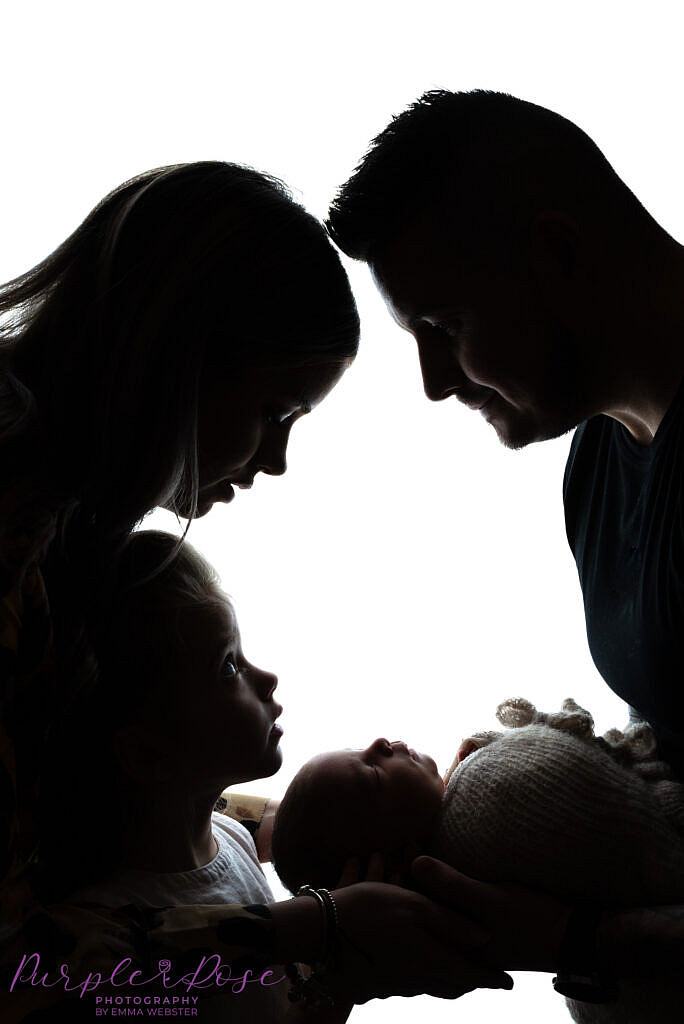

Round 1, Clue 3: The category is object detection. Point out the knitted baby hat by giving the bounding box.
[433,698,684,906]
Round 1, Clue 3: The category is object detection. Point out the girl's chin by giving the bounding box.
[265,747,284,775]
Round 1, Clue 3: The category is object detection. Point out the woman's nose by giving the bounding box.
[258,449,287,477]
[257,424,291,477]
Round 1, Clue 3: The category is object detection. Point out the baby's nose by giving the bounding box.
[368,737,393,757]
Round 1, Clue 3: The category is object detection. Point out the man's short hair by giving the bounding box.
[327,89,651,263]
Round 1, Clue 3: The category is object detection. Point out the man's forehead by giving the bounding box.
[370,214,467,328]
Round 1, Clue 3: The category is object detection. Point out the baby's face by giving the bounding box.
[306,738,444,852]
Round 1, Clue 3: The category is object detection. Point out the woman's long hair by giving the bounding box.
[0,166,359,869]
[0,162,359,561]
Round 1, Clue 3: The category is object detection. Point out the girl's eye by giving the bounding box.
[223,657,238,678]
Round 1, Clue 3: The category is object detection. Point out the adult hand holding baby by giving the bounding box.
[411,856,572,973]
[271,880,514,1004]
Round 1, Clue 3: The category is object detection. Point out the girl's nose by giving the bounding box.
[256,668,278,700]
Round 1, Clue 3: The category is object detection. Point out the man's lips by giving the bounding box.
[457,391,496,412]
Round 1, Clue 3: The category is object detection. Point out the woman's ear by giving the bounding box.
[112,723,174,784]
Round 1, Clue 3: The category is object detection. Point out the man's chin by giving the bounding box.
[485,407,535,450]
[487,405,577,451]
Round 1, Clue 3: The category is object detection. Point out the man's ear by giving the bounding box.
[529,211,586,291]
[112,723,174,784]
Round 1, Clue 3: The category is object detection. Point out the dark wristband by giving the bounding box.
[552,903,619,1004]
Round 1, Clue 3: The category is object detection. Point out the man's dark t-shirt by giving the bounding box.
[564,378,684,776]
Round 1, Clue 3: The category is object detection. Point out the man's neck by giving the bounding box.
[598,237,684,444]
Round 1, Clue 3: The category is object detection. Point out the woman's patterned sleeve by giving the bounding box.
[1,901,278,1022]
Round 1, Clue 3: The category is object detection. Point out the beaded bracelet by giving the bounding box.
[286,885,340,1007]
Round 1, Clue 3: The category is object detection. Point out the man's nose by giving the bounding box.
[416,334,465,402]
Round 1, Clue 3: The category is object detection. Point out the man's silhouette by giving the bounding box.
[328,88,684,990]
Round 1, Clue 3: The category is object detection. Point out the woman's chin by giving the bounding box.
[172,485,236,519]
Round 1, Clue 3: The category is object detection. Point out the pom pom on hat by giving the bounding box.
[495,696,536,728]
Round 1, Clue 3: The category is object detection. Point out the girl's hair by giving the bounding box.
[39,530,227,898]
[0,161,359,565]
[88,529,227,697]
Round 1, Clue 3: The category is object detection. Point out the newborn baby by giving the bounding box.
[272,736,445,890]
[272,698,684,1023]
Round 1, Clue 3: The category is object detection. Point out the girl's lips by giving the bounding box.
[269,722,283,741]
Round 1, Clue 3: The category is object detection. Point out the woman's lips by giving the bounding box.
[195,482,235,515]
[214,482,236,502]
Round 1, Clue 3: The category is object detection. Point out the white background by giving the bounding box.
[2,2,681,1020]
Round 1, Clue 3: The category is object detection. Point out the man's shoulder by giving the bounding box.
[563,419,598,498]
